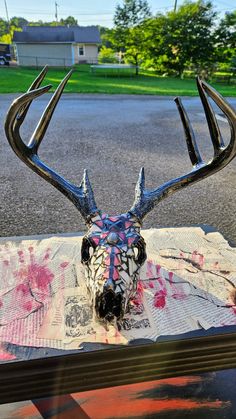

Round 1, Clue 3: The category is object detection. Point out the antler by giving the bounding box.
[4,66,99,222]
[130,77,236,220]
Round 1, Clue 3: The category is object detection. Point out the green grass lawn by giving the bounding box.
[0,64,235,96]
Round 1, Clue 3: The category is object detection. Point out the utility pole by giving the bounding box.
[4,0,10,27]
[55,2,59,23]
[174,0,177,12]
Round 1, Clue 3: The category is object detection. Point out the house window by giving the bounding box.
[79,46,84,56]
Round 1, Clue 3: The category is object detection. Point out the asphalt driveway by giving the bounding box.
[0,93,236,242]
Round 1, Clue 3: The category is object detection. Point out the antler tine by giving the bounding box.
[130,79,236,221]
[5,72,99,221]
[197,77,225,152]
[17,65,49,124]
[202,79,236,154]
[28,69,73,151]
[174,97,203,166]
[5,85,52,160]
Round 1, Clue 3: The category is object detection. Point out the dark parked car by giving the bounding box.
[0,43,11,65]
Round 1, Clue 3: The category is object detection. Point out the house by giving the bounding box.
[13,26,101,67]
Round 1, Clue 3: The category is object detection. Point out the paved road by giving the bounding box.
[0,93,236,242]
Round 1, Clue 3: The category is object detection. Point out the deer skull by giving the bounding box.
[5,66,236,324]
[81,212,146,323]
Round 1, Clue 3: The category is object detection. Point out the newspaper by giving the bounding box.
[39,286,156,347]
[0,227,236,355]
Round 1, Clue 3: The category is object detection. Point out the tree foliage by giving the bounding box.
[112,0,151,74]
[114,0,151,28]
[99,46,118,63]
[214,11,236,67]
[0,2,235,78]
[59,16,78,26]
[144,1,217,77]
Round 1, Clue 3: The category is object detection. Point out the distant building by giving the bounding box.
[13,26,101,66]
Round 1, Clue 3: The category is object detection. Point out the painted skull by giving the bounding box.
[81,212,147,323]
[6,70,236,325]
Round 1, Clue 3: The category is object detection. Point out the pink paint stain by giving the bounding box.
[27,264,54,292]
[16,283,29,296]
[192,251,205,269]
[3,260,9,266]
[156,264,161,275]
[17,250,24,264]
[198,253,204,269]
[132,281,143,307]
[23,301,32,312]
[149,281,154,289]
[157,275,166,289]
[0,300,3,308]
[0,346,16,361]
[147,260,154,278]
[154,289,167,309]
[43,249,51,261]
[169,271,174,283]
[60,261,69,269]
[168,271,186,300]
[14,247,55,297]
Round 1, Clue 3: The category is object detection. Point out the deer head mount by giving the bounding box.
[5,66,236,325]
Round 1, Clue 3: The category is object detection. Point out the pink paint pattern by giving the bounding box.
[146,260,187,310]
[0,246,70,326]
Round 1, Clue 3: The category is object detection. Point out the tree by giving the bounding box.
[60,16,78,26]
[10,17,28,29]
[144,1,217,77]
[214,10,236,68]
[112,0,152,74]
[99,46,118,63]
[114,0,151,27]
[0,18,8,37]
[99,26,114,49]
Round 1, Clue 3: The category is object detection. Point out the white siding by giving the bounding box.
[74,44,98,64]
[15,43,73,66]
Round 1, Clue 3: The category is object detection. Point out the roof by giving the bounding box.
[13,26,101,44]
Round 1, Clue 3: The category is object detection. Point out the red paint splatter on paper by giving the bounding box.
[232,306,236,315]
[17,250,24,263]
[169,271,174,283]
[156,264,161,276]
[192,250,205,269]
[60,261,69,269]
[14,263,54,294]
[0,246,70,324]
[147,260,154,278]
[154,290,167,309]
[168,271,186,300]
[198,253,205,269]
[23,301,33,312]
[16,283,29,296]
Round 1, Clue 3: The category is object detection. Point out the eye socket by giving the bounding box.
[133,238,147,266]
[81,237,96,264]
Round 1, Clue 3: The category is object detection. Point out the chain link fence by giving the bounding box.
[17,55,98,68]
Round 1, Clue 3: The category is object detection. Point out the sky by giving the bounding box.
[0,0,235,27]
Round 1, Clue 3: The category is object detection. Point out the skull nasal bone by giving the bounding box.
[104,278,115,291]
[107,232,119,245]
